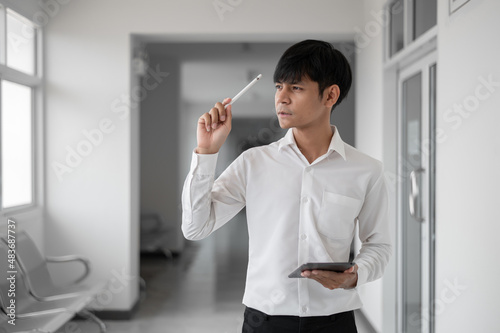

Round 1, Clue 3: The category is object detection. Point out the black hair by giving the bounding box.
[273,39,352,111]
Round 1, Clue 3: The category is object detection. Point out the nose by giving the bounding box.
[275,87,290,105]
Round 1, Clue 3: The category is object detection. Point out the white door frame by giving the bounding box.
[396,50,437,333]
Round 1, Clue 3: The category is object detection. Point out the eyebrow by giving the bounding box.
[275,80,305,85]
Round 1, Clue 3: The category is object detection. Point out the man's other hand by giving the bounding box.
[301,264,359,290]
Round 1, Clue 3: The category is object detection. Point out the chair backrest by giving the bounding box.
[0,309,9,333]
[0,240,37,315]
[0,240,34,311]
[0,240,11,310]
[11,231,55,293]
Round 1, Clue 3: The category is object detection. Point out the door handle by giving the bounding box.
[409,168,425,222]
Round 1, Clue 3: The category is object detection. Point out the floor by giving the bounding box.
[61,213,376,333]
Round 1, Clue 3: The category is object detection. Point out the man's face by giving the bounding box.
[274,76,330,130]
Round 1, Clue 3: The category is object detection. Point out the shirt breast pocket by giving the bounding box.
[317,191,362,240]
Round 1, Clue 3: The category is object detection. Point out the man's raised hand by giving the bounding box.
[196,98,232,154]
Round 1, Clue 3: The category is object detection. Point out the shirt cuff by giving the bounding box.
[190,150,219,175]
[356,262,368,287]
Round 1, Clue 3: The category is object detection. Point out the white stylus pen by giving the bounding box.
[225,74,262,108]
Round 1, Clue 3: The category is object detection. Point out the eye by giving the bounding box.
[292,86,302,91]
[275,84,282,90]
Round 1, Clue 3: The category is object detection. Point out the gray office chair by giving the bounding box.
[0,241,89,318]
[13,232,106,302]
[0,232,107,332]
[0,303,72,333]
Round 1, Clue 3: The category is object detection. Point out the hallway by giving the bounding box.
[2,1,500,332]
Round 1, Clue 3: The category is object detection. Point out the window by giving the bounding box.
[1,81,33,208]
[389,0,405,57]
[414,0,437,40]
[6,9,37,75]
[0,5,41,211]
[388,0,437,59]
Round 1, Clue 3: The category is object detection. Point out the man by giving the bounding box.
[182,40,391,333]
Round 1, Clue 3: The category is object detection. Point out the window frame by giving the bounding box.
[6,8,38,76]
[384,0,438,65]
[0,3,42,213]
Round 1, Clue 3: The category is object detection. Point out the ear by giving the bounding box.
[324,84,340,109]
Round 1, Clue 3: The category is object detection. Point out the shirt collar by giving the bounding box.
[278,125,347,161]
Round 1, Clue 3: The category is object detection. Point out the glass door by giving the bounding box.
[397,51,436,333]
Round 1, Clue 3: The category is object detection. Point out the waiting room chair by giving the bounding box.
[0,305,72,333]
[12,232,106,302]
[0,233,107,332]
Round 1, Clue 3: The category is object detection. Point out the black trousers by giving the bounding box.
[242,307,358,333]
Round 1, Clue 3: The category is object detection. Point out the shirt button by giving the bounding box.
[300,234,307,240]
[302,306,308,313]
[302,197,309,204]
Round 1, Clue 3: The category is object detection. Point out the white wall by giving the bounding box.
[354,0,386,162]
[354,1,393,332]
[44,0,363,312]
[435,0,500,331]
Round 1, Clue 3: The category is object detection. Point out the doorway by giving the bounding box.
[397,51,437,333]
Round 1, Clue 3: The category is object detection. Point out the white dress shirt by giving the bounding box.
[182,126,392,317]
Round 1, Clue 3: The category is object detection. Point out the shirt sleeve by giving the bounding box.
[354,165,393,287]
[181,151,246,241]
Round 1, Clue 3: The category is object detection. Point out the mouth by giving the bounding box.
[277,110,292,117]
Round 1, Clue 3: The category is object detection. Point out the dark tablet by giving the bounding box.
[288,262,355,278]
